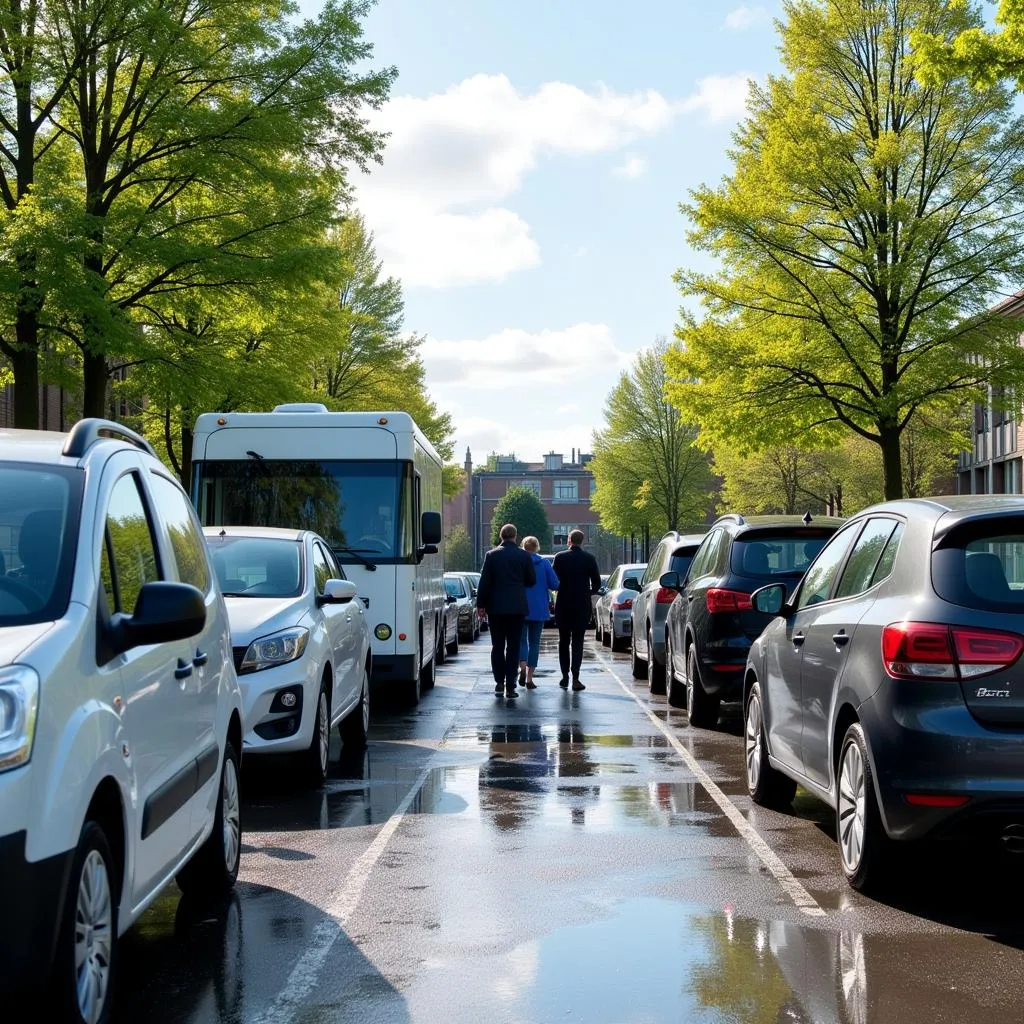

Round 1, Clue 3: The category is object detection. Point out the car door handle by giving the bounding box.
[175,658,193,680]
[193,649,209,667]
[832,631,850,647]
[792,633,806,648]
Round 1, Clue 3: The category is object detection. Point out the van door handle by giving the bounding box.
[175,658,193,680]
[832,631,850,647]
[193,650,209,667]
[792,633,805,648]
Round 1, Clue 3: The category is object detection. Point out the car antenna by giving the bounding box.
[219,529,226,537]
[802,511,813,524]
[246,449,263,460]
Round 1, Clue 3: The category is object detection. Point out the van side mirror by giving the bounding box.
[421,511,442,545]
[113,582,206,653]
[751,583,788,616]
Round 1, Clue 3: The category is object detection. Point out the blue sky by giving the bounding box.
[299,1,788,463]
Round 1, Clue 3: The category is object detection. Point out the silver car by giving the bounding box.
[630,532,705,684]
[595,562,646,651]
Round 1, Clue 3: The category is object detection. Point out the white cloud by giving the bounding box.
[570,245,589,260]
[357,75,682,289]
[613,155,647,179]
[679,74,754,122]
[724,5,769,30]
[556,403,580,416]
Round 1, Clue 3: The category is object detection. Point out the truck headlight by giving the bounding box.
[0,666,39,772]
[240,628,309,674]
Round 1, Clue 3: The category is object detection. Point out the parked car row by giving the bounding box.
[610,500,1024,895]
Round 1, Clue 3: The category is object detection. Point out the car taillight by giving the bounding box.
[705,588,753,614]
[881,622,1024,681]
[612,598,634,610]
[655,587,678,604]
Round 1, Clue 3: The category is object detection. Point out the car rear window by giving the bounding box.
[670,547,697,578]
[933,519,1024,611]
[730,528,836,579]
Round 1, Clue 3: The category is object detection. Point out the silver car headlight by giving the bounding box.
[0,666,40,772]
[240,628,309,674]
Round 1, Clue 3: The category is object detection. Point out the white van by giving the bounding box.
[191,406,445,704]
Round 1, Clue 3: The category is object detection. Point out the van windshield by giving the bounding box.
[193,460,414,565]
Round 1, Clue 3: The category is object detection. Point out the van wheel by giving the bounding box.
[446,629,459,656]
[341,669,370,750]
[745,683,796,808]
[54,821,118,1024]
[648,627,666,695]
[420,642,436,692]
[686,646,720,729]
[837,723,891,893]
[177,741,242,898]
[630,633,648,679]
[302,682,331,786]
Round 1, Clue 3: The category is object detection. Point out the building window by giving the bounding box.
[510,480,541,496]
[552,524,571,546]
[553,479,578,502]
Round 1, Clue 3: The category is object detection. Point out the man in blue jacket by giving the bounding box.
[476,523,537,698]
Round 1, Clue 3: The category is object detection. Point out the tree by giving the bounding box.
[491,486,551,549]
[670,0,1024,500]
[914,2,1024,89]
[591,339,714,541]
[444,525,474,572]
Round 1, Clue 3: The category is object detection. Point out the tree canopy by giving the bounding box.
[591,339,713,539]
[670,0,1024,500]
[444,525,475,573]
[491,487,551,549]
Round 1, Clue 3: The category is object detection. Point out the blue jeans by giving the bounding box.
[519,620,545,669]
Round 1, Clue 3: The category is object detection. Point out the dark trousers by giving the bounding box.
[558,627,586,681]
[489,613,525,688]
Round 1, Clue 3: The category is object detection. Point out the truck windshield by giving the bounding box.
[193,460,413,565]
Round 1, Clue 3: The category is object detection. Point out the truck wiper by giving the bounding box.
[333,546,378,571]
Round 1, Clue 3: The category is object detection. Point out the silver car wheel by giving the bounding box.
[317,691,330,775]
[838,740,866,873]
[361,675,371,734]
[745,691,762,793]
[222,754,241,874]
[74,849,113,1024]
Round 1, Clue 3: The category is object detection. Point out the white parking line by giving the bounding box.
[593,648,826,919]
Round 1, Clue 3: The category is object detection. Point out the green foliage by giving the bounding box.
[491,487,551,549]
[591,339,714,538]
[444,525,474,572]
[671,0,1024,501]
[442,465,466,503]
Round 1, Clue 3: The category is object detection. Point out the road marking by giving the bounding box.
[593,648,826,918]
[252,695,467,1024]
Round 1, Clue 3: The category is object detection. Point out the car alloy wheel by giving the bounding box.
[221,751,241,876]
[74,849,113,1024]
[317,690,330,777]
[838,737,866,874]
[745,691,763,794]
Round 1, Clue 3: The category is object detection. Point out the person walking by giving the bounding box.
[517,536,560,689]
[476,523,536,698]
[552,529,601,691]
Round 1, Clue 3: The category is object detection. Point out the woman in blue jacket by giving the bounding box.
[518,536,560,688]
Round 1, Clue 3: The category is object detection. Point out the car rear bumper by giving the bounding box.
[695,636,752,700]
[0,830,74,990]
[860,687,1024,841]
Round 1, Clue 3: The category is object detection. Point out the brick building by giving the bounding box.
[0,382,71,431]
[957,290,1024,495]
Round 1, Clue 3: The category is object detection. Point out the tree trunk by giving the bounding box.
[880,426,903,500]
[82,352,108,419]
[9,345,39,427]
[180,423,194,490]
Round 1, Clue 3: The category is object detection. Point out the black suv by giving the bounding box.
[661,513,843,726]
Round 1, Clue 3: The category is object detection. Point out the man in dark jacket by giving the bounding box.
[476,523,537,697]
[552,530,602,691]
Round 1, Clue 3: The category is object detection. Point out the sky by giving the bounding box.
[299,1,789,465]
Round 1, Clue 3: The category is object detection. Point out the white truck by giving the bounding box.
[190,405,445,703]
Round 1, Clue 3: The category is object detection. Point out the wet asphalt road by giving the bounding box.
[113,633,1024,1023]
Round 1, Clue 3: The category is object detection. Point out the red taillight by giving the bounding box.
[881,622,1024,681]
[655,587,678,604]
[612,598,634,610]
[706,588,753,614]
[904,794,970,808]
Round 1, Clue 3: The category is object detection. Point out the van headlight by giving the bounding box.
[240,628,309,674]
[0,666,39,772]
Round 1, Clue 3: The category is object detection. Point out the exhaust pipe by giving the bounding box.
[1000,824,1024,854]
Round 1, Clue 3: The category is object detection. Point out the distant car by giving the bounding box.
[743,496,1024,892]
[205,527,371,786]
[590,574,610,627]
[539,553,558,627]
[596,563,646,651]
[463,571,486,631]
[0,419,243,1024]
[444,572,480,643]
[661,513,842,726]
[630,532,706,684]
